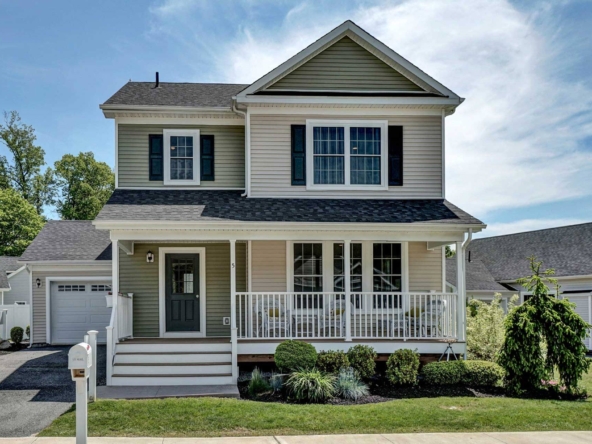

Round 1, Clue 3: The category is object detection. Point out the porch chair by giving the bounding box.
[252,298,291,338]
[418,299,447,337]
[321,297,353,338]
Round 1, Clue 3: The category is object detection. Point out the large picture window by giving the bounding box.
[306,120,387,190]
[163,129,200,185]
[373,243,402,308]
[293,243,323,308]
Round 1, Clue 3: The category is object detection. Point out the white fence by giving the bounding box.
[0,304,30,340]
[235,292,459,341]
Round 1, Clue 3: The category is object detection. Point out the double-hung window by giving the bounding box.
[306,120,388,190]
[373,243,402,308]
[163,129,200,185]
[293,243,323,308]
[333,243,363,308]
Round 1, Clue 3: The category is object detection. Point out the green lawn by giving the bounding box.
[40,371,592,438]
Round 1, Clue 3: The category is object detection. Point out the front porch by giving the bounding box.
[105,233,469,386]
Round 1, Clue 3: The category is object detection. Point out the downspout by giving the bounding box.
[232,100,249,197]
[461,228,473,359]
[27,265,33,348]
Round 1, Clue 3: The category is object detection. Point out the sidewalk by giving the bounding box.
[2,432,591,444]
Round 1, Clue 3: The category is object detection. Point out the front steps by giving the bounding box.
[111,339,235,386]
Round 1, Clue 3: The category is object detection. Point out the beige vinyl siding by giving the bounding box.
[408,242,443,292]
[118,124,245,188]
[268,37,423,92]
[250,114,442,198]
[32,268,111,344]
[251,241,287,292]
[5,269,30,305]
[119,243,246,338]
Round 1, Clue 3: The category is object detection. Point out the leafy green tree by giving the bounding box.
[53,152,114,220]
[445,245,455,258]
[0,188,44,256]
[498,257,591,395]
[0,111,54,214]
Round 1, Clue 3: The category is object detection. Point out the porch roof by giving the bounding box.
[96,190,483,226]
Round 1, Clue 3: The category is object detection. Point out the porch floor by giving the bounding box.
[97,384,239,400]
[120,337,230,344]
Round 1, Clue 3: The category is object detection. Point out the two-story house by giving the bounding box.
[19,21,484,388]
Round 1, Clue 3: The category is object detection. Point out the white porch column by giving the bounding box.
[112,240,119,341]
[344,240,352,342]
[455,241,464,342]
[229,239,238,383]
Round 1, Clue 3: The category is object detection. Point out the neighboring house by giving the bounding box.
[20,20,485,387]
[446,223,592,349]
[0,256,30,306]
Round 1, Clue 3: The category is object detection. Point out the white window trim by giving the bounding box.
[305,119,388,191]
[163,129,201,186]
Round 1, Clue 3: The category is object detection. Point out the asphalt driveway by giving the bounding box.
[0,345,105,437]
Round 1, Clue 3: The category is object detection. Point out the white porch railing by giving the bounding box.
[235,292,459,340]
[106,293,134,384]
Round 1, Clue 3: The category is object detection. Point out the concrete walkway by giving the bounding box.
[2,432,592,443]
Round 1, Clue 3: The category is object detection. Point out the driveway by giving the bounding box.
[0,345,105,437]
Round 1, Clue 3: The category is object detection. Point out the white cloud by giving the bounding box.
[148,0,592,218]
[477,218,589,238]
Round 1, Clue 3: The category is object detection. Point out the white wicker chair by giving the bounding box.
[418,299,446,337]
[252,298,291,338]
[321,297,352,338]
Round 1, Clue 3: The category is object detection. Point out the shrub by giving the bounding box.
[334,367,369,400]
[269,373,284,392]
[461,361,504,387]
[422,361,463,385]
[467,294,518,362]
[25,325,30,339]
[386,349,420,385]
[285,369,335,403]
[10,326,23,345]
[274,340,317,373]
[499,257,591,395]
[347,345,377,379]
[247,367,270,397]
[317,350,350,374]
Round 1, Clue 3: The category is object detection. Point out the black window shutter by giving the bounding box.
[388,126,403,186]
[200,135,215,181]
[149,134,163,181]
[291,125,306,185]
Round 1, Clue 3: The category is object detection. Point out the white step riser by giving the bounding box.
[111,376,234,386]
[115,353,232,364]
[113,365,232,375]
[116,343,231,353]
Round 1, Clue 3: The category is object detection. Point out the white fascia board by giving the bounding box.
[236,95,462,107]
[248,107,445,116]
[237,21,460,100]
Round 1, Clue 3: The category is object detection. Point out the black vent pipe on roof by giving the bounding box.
[153,72,159,89]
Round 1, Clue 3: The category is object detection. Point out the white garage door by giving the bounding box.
[564,295,592,351]
[50,281,112,344]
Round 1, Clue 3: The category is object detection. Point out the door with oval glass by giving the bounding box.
[165,254,201,332]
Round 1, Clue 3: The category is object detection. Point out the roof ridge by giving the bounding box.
[126,81,250,86]
[473,221,592,242]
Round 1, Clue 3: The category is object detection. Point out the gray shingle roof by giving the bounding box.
[103,82,249,108]
[0,257,20,291]
[466,223,592,281]
[95,189,483,225]
[446,257,510,292]
[19,221,111,262]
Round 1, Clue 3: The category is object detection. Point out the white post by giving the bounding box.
[75,376,87,444]
[112,240,119,342]
[87,330,98,401]
[344,240,352,341]
[2,309,7,340]
[455,241,464,342]
[229,240,238,383]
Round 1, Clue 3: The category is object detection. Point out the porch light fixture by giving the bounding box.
[36,278,41,288]
[146,251,155,263]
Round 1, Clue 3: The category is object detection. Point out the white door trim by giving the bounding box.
[158,247,207,338]
[45,276,112,345]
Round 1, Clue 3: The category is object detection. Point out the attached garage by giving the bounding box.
[49,280,112,344]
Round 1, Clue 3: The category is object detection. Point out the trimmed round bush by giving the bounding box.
[10,326,23,345]
[317,350,350,374]
[286,369,335,403]
[386,349,420,385]
[274,340,317,373]
[347,345,377,379]
[461,360,504,387]
[421,361,464,385]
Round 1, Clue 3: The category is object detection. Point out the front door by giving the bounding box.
[165,254,201,332]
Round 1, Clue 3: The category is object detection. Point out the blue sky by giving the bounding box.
[1,0,592,237]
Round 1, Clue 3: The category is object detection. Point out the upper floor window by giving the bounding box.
[306,120,388,190]
[163,129,200,185]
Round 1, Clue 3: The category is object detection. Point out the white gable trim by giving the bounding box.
[237,21,460,100]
